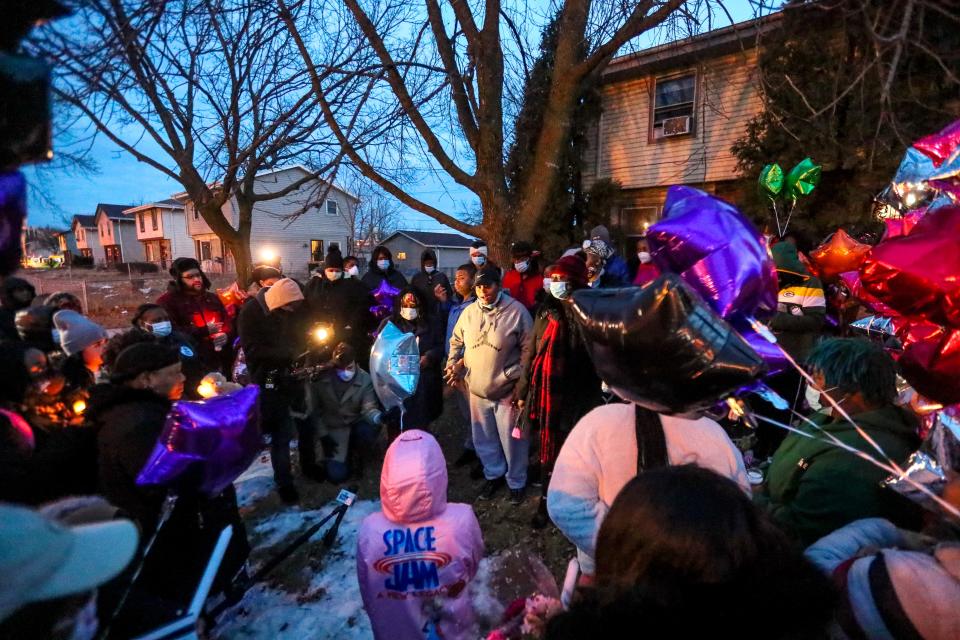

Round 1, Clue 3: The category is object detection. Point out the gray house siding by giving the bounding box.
[381,236,470,279]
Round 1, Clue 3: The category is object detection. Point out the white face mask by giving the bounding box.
[424,265,436,274]
[471,255,486,267]
[346,265,359,278]
[478,291,502,311]
[514,260,529,273]
[377,259,390,271]
[325,270,342,281]
[148,320,172,337]
[542,277,552,292]
[400,307,419,321]
[337,365,356,382]
[550,280,572,300]
[805,385,838,412]
[637,251,652,264]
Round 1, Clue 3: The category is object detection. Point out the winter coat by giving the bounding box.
[362,262,409,292]
[358,430,484,640]
[448,295,533,401]
[759,405,920,546]
[311,367,382,463]
[547,402,750,574]
[0,407,39,503]
[89,383,250,602]
[502,267,543,312]
[162,330,205,400]
[0,276,35,342]
[410,249,452,312]
[444,294,475,360]
[604,254,631,287]
[805,518,960,640]
[156,286,232,374]
[632,262,660,287]
[236,288,306,390]
[378,311,444,428]
[770,242,826,360]
[588,269,628,289]
[515,297,603,465]
[304,275,376,366]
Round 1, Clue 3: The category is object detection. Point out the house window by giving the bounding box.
[396,251,407,261]
[620,206,660,236]
[139,214,145,232]
[326,199,338,216]
[310,239,324,262]
[652,74,696,139]
[151,210,158,230]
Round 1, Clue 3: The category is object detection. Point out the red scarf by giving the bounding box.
[528,315,563,465]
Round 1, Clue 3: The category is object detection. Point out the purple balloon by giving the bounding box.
[738,324,790,376]
[0,172,27,277]
[137,385,261,497]
[648,186,779,321]
[369,279,401,320]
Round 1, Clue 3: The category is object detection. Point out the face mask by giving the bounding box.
[637,251,652,264]
[514,260,529,273]
[471,255,486,267]
[588,266,602,279]
[325,270,342,281]
[400,307,418,321]
[377,259,390,271]
[148,320,172,337]
[542,277,552,293]
[478,291,502,311]
[424,265,436,274]
[550,281,572,300]
[337,365,356,382]
[805,385,837,412]
[346,265,359,278]
[51,328,61,344]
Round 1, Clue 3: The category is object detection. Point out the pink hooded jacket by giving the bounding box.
[357,430,484,640]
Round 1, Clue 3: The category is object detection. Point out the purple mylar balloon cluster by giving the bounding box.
[137,385,261,497]
[0,172,27,277]
[369,279,401,322]
[647,186,786,374]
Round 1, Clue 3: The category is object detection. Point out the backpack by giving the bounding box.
[635,405,668,474]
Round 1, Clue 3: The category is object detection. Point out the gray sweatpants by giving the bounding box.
[469,394,528,489]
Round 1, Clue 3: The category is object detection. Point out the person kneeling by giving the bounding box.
[311,342,383,482]
[358,430,484,640]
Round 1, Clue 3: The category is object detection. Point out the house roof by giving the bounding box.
[122,198,185,215]
[602,12,783,83]
[72,214,97,228]
[95,203,136,221]
[383,230,476,249]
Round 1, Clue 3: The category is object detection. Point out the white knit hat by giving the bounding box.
[264,277,304,311]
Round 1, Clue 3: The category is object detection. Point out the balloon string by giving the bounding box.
[771,200,782,238]
[748,318,898,469]
[781,200,797,237]
[752,413,960,521]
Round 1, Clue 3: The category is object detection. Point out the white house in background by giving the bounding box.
[123,198,190,269]
[71,214,100,259]
[94,203,145,265]
[54,228,77,256]
[177,165,358,276]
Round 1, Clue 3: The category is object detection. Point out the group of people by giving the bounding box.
[2,224,959,640]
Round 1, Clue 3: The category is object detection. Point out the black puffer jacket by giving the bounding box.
[305,274,377,366]
[89,383,250,606]
[361,245,409,292]
[410,249,452,310]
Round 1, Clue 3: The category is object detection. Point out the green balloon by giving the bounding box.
[758,163,784,199]
[785,157,821,201]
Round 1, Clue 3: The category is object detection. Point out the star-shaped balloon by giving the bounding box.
[369,321,420,412]
[369,279,401,320]
[882,209,924,240]
[784,157,821,202]
[808,229,871,282]
[137,385,261,497]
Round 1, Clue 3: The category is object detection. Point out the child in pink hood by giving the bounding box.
[358,430,484,639]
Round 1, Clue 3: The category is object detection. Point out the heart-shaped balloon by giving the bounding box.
[137,385,261,496]
[570,274,766,414]
[648,186,778,321]
[860,205,960,327]
[913,119,960,167]
[808,229,871,282]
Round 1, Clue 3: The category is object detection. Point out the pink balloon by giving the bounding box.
[914,119,960,167]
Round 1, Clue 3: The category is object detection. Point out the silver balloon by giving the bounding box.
[369,321,420,411]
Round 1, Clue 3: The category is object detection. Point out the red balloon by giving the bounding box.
[808,229,871,282]
[881,210,924,240]
[838,271,900,317]
[860,205,960,327]
[899,322,960,406]
[913,119,960,167]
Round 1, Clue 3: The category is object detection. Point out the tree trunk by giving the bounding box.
[227,237,253,287]
[481,207,515,267]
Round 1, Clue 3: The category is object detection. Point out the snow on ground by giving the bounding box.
[213,454,380,639]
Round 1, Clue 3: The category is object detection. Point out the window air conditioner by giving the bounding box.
[662,116,692,137]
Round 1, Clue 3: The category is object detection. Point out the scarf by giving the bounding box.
[528,311,566,466]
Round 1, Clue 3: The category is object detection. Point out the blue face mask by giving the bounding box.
[549,280,572,300]
[377,259,390,271]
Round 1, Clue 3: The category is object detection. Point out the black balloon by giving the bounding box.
[571,274,767,414]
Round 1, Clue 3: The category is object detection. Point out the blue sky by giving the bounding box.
[25,1,763,232]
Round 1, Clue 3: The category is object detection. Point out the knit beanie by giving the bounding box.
[110,342,181,383]
[249,265,282,286]
[53,310,107,355]
[169,257,210,289]
[552,255,588,288]
[324,251,344,270]
[264,278,304,311]
[584,238,614,260]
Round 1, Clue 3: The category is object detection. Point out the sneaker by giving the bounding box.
[469,460,485,480]
[453,448,478,467]
[509,486,526,506]
[277,485,300,505]
[478,477,506,500]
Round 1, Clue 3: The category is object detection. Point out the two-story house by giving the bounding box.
[178,165,357,276]
[123,198,190,270]
[71,214,100,260]
[54,228,77,259]
[93,203,144,265]
[583,14,778,241]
